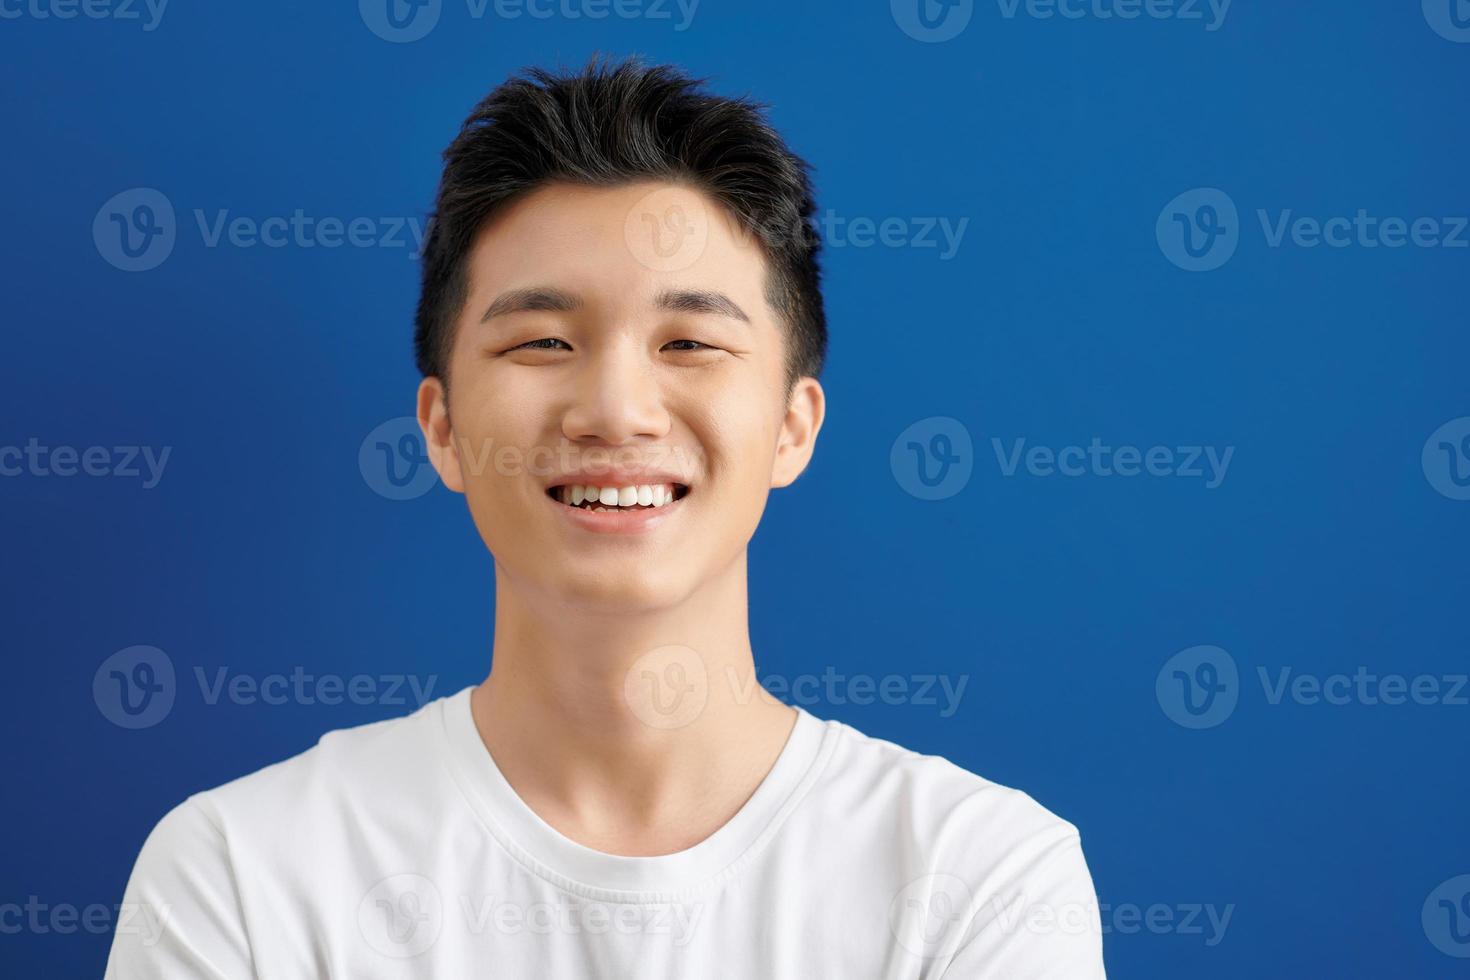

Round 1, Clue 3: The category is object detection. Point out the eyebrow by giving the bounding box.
[653,288,750,324]
[480,287,580,323]
[479,287,750,325]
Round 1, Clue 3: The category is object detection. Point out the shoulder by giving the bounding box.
[204,693,449,820]
[107,694,462,975]
[801,714,1106,974]
[812,714,1084,855]
[132,690,459,870]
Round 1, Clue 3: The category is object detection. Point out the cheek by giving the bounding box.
[453,368,547,452]
[444,408,521,512]
[684,387,782,490]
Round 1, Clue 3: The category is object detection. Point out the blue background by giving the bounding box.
[2,1,1467,975]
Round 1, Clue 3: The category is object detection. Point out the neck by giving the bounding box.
[469,553,797,856]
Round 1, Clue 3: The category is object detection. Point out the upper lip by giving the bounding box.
[544,468,694,490]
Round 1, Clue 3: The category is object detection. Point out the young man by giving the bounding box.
[107,60,1106,978]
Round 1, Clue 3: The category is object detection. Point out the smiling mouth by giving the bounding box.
[546,482,690,513]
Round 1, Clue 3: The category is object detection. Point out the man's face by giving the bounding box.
[419,181,823,611]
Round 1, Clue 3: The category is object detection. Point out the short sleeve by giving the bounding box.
[939,832,1107,979]
[104,796,256,979]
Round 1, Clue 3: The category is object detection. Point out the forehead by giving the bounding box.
[461,180,776,321]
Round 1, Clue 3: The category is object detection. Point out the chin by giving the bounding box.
[549,567,691,613]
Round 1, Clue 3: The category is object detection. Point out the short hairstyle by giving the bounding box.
[413,57,827,390]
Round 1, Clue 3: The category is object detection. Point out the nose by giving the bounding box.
[560,344,671,446]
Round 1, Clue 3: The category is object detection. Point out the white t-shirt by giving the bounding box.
[105,686,1107,978]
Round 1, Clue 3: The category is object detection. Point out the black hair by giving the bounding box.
[413,56,826,390]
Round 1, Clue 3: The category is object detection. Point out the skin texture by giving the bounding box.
[417,180,825,856]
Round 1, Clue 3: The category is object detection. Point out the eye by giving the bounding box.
[509,338,572,352]
[662,339,715,352]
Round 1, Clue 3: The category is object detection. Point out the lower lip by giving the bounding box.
[547,491,684,535]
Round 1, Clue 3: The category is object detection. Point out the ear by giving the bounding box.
[417,376,465,494]
[771,376,825,489]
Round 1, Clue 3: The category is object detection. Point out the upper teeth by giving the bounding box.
[562,484,676,507]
